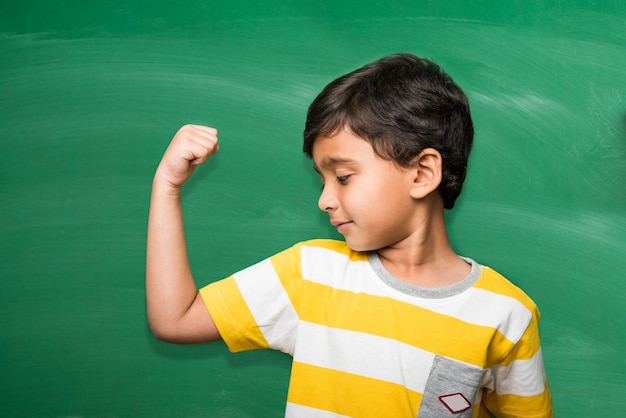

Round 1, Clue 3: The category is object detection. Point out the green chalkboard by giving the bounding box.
[1,1,625,416]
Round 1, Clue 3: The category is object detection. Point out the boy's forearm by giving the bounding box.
[145,179,198,339]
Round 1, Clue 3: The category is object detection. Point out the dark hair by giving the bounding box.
[303,53,473,209]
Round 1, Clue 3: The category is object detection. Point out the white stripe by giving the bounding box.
[301,245,532,343]
[492,349,547,396]
[438,287,533,343]
[293,321,434,393]
[285,403,350,418]
[233,259,298,354]
[302,245,384,294]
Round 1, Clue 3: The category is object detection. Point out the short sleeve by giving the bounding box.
[199,243,304,355]
[482,308,554,417]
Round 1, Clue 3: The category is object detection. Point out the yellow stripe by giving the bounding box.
[474,268,538,315]
[498,313,542,365]
[298,280,515,367]
[200,277,269,352]
[472,268,544,364]
[288,361,421,417]
[269,245,304,310]
[268,240,367,322]
[473,404,496,418]
[483,381,553,418]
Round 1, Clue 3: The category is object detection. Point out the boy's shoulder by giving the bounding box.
[300,238,352,250]
[271,239,367,266]
[473,264,539,315]
[294,239,368,260]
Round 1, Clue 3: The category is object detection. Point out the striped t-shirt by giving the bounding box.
[200,239,553,417]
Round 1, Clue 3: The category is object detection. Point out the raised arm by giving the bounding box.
[146,124,222,343]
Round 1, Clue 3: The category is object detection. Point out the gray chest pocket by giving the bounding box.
[417,356,486,417]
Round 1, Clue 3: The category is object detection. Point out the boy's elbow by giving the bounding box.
[148,324,170,342]
[148,322,189,344]
[147,314,180,343]
[147,313,218,344]
[146,297,221,344]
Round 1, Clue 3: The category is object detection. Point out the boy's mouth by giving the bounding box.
[333,221,353,233]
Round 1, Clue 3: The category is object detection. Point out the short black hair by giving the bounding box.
[303,53,473,209]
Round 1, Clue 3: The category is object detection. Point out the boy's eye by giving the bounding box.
[336,175,350,185]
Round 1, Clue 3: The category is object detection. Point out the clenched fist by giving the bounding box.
[155,124,219,189]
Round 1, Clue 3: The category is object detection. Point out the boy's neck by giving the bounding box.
[376,206,470,289]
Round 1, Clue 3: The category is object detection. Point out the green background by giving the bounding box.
[1,1,624,416]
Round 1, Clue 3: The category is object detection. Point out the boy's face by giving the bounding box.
[312,130,421,252]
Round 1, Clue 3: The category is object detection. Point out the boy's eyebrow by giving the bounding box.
[314,157,358,173]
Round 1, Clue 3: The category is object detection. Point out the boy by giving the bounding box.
[146,54,553,417]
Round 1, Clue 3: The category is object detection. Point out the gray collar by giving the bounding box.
[368,252,481,299]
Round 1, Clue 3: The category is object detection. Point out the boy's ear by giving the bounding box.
[408,148,443,199]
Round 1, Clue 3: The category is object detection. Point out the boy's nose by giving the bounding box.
[318,186,337,212]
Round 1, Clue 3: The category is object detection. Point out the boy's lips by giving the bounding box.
[331,220,353,233]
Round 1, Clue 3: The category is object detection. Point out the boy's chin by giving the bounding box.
[344,239,379,253]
